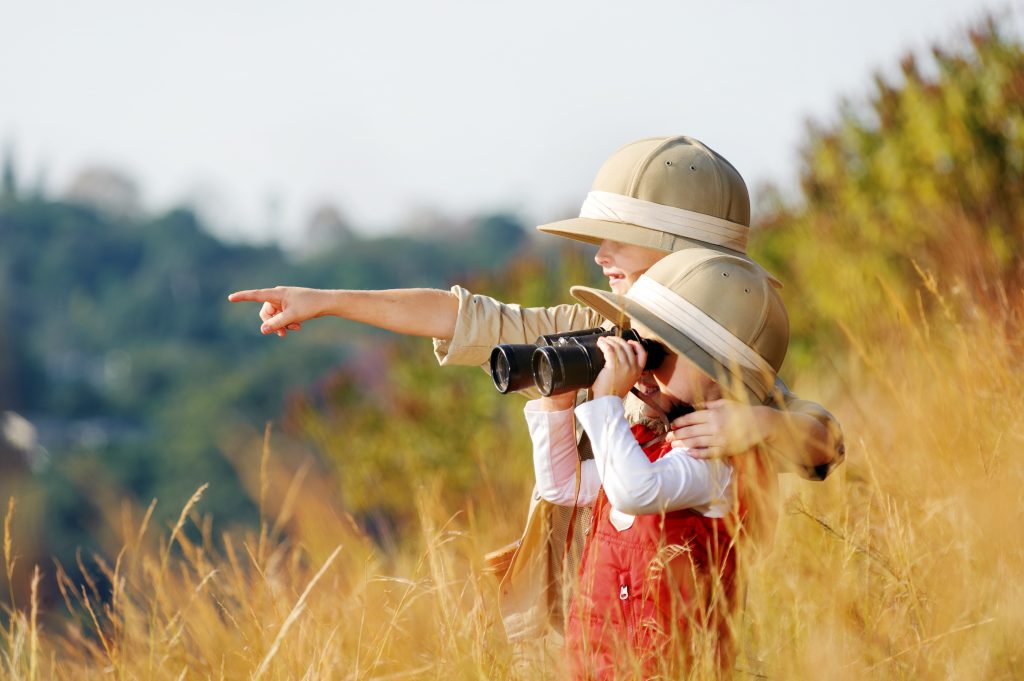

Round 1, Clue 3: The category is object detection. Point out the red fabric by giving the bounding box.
[564,424,765,680]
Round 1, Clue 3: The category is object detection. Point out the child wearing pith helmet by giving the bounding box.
[526,246,789,679]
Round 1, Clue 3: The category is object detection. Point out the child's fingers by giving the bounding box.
[672,421,718,437]
[627,340,648,370]
[612,341,638,371]
[608,337,636,363]
[593,336,644,398]
[599,336,628,350]
[262,309,297,334]
[666,422,717,441]
[598,336,629,364]
[260,302,279,322]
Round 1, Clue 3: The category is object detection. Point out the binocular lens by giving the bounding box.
[533,344,598,397]
[489,344,537,394]
[533,349,558,397]
[492,352,511,393]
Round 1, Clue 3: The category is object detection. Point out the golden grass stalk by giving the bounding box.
[252,544,341,680]
[28,566,38,681]
[4,498,15,614]
[160,484,208,576]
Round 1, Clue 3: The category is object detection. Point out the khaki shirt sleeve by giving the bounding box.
[771,377,846,481]
[432,285,606,368]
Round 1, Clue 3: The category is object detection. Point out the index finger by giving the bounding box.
[227,288,281,304]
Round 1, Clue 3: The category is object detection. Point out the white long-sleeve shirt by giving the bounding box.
[525,396,733,518]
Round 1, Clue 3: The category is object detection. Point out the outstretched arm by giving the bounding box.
[666,396,844,479]
[227,287,460,339]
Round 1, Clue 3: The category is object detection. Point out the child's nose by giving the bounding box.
[594,240,614,266]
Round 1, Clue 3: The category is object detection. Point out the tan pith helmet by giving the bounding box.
[539,136,751,254]
[570,247,788,403]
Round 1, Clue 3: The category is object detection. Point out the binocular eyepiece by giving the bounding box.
[489,327,667,396]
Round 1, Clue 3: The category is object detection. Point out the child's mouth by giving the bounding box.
[604,270,625,287]
[634,376,659,396]
[630,382,695,422]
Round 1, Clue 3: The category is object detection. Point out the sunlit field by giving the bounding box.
[2,18,1022,681]
[2,277,1021,680]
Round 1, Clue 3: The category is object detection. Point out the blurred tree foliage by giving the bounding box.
[751,18,1024,367]
[0,190,532,568]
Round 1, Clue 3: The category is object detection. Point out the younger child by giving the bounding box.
[525,246,789,678]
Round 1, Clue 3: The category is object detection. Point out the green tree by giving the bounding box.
[752,16,1024,361]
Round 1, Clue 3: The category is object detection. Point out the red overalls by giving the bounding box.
[564,423,775,680]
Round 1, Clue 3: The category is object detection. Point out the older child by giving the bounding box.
[526,246,788,678]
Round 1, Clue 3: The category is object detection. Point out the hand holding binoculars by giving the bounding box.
[489,327,667,396]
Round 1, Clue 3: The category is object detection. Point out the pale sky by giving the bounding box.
[1,0,1017,247]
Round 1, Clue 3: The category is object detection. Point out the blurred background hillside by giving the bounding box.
[0,4,1022,680]
[0,181,575,563]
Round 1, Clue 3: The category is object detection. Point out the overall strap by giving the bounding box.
[562,429,592,565]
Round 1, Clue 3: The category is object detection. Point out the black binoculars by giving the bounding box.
[489,327,667,396]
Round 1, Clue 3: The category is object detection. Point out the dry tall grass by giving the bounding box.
[0,270,1020,680]
[739,276,1024,680]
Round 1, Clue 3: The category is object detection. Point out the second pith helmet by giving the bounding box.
[570,247,788,403]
